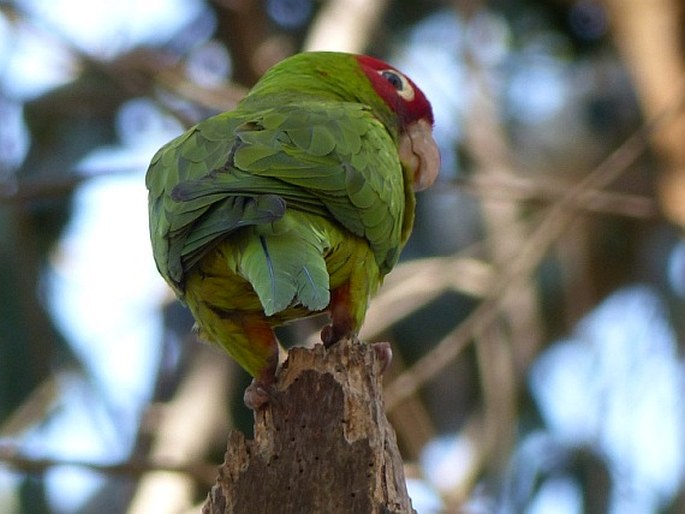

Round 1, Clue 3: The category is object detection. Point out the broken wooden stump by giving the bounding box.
[203,338,415,514]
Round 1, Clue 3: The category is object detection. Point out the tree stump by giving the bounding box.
[202,338,416,514]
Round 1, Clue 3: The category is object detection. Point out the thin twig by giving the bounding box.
[0,444,217,486]
[457,177,659,219]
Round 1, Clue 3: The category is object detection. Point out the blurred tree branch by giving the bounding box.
[0,444,217,487]
[603,0,685,226]
[304,0,389,53]
[127,345,233,514]
[384,89,684,411]
[459,176,658,218]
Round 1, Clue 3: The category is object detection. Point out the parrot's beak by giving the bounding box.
[399,118,440,191]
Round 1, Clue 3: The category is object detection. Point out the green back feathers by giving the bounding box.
[241,52,399,136]
[146,52,415,315]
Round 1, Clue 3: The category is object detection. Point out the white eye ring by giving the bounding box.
[378,69,415,101]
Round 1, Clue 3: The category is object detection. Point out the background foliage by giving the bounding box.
[1,0,684,513]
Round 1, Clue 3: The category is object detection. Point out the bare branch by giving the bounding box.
[303,0,389,53]
[459,176,659,219]
[0,444,217,486]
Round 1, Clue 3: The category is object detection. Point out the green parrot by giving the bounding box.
[146,51,439,408]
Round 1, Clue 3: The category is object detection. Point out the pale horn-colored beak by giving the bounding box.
[399,118,441,191]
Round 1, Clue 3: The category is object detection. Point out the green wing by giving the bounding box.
[231,103,407,269]
[146,101,407,298]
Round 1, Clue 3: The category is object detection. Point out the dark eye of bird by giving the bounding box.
[381,70,403,91]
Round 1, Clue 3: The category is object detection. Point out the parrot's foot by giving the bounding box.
[320,324,336,347]
[372,341,393,374]
[320,324,353,347]
[243,378,276,410]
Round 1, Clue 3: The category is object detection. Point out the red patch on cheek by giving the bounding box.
[356,55,434,127]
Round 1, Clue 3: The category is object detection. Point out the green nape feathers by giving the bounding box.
[146,51,439,407]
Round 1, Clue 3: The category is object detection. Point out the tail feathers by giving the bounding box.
[296,260,329,311]
[240,230,330,316]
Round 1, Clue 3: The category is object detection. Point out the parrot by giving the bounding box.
[145,51,439,408]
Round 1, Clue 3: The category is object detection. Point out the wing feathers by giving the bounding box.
[147,100,407,295]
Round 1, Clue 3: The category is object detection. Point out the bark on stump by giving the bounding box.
[203,338,415,514]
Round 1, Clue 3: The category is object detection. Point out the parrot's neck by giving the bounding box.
[240,61,400,140]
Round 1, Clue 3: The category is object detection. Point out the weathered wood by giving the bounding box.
[203,338,415,514]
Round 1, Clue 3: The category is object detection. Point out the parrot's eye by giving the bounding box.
[381,71,403,90]
[378,69,415,102]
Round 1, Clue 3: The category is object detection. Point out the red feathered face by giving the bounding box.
[357,55,439,191]
[356,55,434,128]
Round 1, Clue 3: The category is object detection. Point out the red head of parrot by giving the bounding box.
[356,55,440,192]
